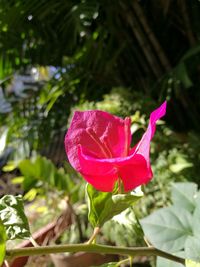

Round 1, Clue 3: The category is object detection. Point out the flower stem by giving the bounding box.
[6,244,185,265]
[86,227,100,244]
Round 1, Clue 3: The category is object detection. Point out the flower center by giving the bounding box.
[123,117,131,157]
[86,127,113,158]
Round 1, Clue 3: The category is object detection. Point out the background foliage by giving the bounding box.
[1,1,200,266]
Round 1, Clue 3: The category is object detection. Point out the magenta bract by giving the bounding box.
[65,102,167,192]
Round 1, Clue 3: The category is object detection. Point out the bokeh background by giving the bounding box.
[1,1,200,266]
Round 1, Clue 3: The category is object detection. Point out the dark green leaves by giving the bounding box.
[0,195,30,240]
[0,220,6,265]
[86,184,143,227]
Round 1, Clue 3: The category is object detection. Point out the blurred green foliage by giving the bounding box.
[1,1,200,266]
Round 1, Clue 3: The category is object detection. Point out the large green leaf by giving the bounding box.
[157,257,184,267]
[140,206,192,252]
[0,195,30,240]
[191,203,200,238]
[157,251,185,267]
[171,183,197,212]
[0,220,6,265]
[185,237,200,263]
[86,184,143,227]
[186,259,200,267]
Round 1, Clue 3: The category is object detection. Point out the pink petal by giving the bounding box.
[78,145,115,175]
[65,110,131,171]
[135,101,167,166]
[77,145,150,192]
[118,154,153,191]
[83,172,118,192]
[77,145,118,191]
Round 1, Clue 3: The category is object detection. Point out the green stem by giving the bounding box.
[116,258,129,266]
[86,227,100,244]
[129,255,133,267]
[6,244,185,265]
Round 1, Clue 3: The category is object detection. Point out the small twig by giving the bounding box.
[86,227,100,244]
[3,260,10,267]
[29,236,39,247]
[116,258,129,266]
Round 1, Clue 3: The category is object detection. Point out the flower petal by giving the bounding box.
[78,145,115,175]
[82,172,118,192]
[78,145,118,191]
[135,101,167,166]
[118,154,153,192]
[119,101,166,191]
[65,110,131,171]
[78,145,151,192]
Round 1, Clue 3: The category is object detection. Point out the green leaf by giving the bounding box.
[175,63,193,88]
[181,45,200,62]
[157,251,185,267]
[185,237,200,262]
[0,220,6,265]
[86,184,143,227]
[171,183,197,212]
[191,203,200,238]
[102,208,143,247]
[169,159,192,173]
[0,195,31,240]
[18,156,75,193]
[140,206,192,252]
[0,128,8,155]
[2,161,17,172]
[186,259,200,267]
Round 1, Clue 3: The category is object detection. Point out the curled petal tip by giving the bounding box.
[161,100,167,114]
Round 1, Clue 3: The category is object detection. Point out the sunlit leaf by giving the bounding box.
[0,195,30,240]
[185,237,200,262]
[86,184,143,227]
[11,176,24,184]
[186,259,200,267]
[171,183,197,212]
[18,156,75,193]
[140,206,192,252]
[2,161,17,172]
[0,220,6,265]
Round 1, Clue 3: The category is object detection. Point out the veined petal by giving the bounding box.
[78,145,118,191]
[65,110,131,171]
[78,145,115,175]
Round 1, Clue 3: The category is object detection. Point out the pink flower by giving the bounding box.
[65,102,167,192]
